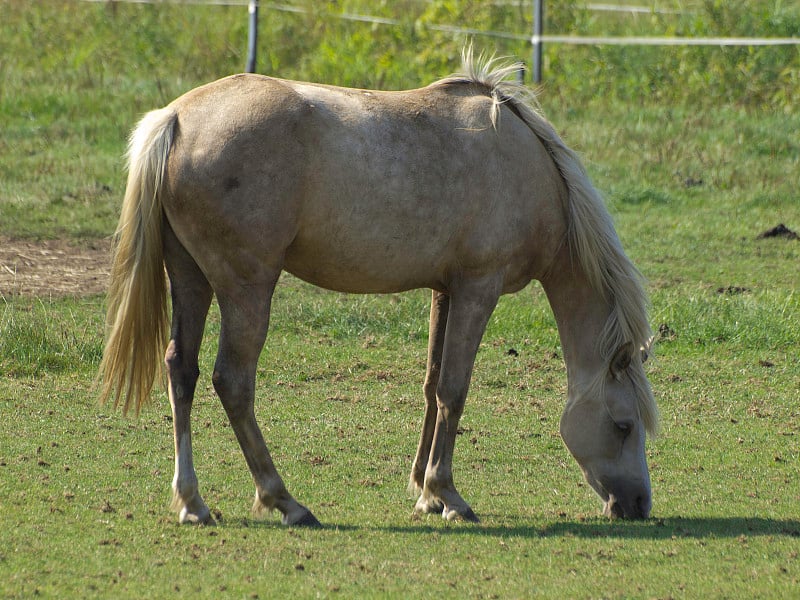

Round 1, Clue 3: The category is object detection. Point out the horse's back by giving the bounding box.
[163,74,568,294]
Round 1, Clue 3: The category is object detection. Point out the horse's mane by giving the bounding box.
[436,50,658,435]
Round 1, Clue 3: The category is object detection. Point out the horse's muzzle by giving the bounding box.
[603,490,651,520]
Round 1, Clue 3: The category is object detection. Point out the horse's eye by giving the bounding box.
[614,419,634,439]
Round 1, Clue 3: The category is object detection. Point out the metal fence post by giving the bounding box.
[246,0,259,73]
[532,0,544,83]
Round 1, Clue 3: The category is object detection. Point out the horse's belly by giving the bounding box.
[282,210,541,295]
[283,236,447,294]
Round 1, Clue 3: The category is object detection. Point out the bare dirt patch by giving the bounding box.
[0,237,111,298]
[757,223,798,240]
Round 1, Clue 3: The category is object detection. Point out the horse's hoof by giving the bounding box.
[443,506,480,523]
[284,509,322,528]
[179,507,215,526]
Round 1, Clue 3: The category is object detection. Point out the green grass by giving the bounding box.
[1,280,799,598]
[1,1,799,598]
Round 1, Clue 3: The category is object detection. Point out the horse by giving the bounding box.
[99,52,658,526]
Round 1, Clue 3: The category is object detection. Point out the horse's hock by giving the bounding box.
[0,237,110,297]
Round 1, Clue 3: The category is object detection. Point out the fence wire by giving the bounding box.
[81,0,800,46]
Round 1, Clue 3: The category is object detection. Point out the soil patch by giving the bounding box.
[716,285,750,296]
[757,223,798,240]
[0,237,111,298]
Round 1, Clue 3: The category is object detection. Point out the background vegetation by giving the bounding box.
[1,1,798,598]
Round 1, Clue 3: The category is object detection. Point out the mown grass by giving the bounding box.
[2,278,799,598]
[1,1,799,598]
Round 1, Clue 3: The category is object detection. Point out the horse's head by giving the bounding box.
[559,342,652,519]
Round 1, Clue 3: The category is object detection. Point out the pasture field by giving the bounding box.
[1,1,799,598]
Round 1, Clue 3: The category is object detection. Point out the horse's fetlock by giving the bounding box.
[423,470,452,496]
[172,475,199,505]
[408,472,424,497]
[252,495,276,517]
[255,477,288,512]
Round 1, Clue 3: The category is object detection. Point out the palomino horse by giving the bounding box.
[99,53,658,526]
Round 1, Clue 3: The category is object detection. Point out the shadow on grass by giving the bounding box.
[230,515,800,540]
[372,516,800,540]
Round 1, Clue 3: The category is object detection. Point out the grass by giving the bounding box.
[1,1,800,598]
[1,282,799,598]
[2,266,798,598]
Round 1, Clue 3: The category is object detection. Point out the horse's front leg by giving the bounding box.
[409,290,449,514]
[416,277,500,522]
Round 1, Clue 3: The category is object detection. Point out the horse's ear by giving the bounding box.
[609,342,634,380]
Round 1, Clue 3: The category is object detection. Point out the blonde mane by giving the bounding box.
[440,50,658,434]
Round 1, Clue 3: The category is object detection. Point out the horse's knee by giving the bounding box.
[211,368,232,399]
[212,367,253,420]
[165,341,198,375]
[423,378,438,404]
[435,380,467,419]
[164,339,179,371]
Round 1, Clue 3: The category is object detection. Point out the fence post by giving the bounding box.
[246,0,259,73]
[532,0,544,83]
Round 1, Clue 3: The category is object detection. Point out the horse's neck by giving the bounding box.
[541,252,610,391]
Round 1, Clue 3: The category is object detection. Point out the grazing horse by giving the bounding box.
[99,53,658,526]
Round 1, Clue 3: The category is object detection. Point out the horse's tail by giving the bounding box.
[98,106,178,415]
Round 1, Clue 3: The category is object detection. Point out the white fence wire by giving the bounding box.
[532,35,800,46]
[81,0,800,46]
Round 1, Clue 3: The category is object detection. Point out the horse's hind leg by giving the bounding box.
[213,277,320,527]
[163,225,214,524]
[409,290,448,513]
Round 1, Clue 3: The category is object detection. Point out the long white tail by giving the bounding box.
[98,106,178,414]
